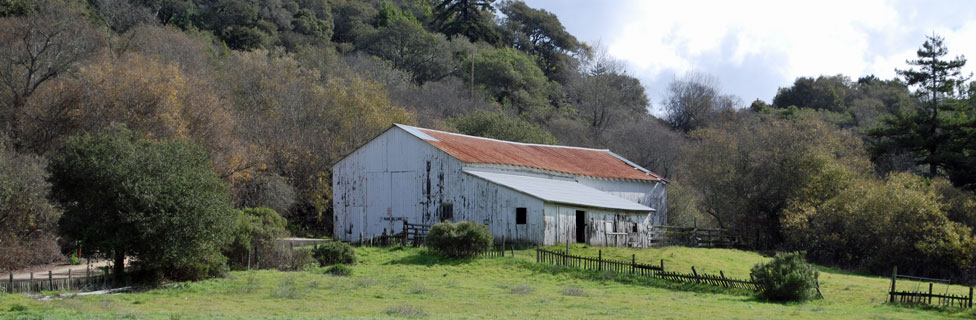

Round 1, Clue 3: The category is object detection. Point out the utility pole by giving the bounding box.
[470,51,475,97]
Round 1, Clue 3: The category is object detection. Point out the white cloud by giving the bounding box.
[525,0,976,102]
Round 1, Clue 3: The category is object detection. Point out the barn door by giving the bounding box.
[392,171,418,230]
[576,210,586,243]
[366,172,391,237]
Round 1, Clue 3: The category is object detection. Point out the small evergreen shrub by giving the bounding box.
[426,221,493,258]
[325,264,353,277]
[750,252,819,302]
[313,241,356,266]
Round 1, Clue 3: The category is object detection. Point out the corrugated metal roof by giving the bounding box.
[395,124,663,181]
[463,169,654,212]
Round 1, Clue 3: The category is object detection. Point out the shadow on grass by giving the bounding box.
[385,250,482,266]
[883,301,975,316]
[510,258,756,297]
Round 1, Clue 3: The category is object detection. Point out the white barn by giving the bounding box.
[332,124,667,247]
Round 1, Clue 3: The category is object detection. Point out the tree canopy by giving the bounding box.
[869,34,973,180]
[50,128,235,282]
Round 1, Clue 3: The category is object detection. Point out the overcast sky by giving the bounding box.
[523,0,976,113]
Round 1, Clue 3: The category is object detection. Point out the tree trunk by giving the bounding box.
[113,249,125,286]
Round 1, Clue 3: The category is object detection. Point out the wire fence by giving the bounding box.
[2,266,111,294]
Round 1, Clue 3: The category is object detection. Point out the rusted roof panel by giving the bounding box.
[396,124,663,181]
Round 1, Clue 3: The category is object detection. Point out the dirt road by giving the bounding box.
[7,259,119,280]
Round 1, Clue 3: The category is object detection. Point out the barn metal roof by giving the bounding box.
[463,169,654,212]
[395,124,663,182]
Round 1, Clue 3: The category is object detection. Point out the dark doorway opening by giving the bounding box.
[575,210,586,243]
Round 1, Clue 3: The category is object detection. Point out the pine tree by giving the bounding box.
[432,0,499,44]
[869,34,972,178]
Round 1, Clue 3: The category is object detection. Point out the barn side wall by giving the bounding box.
[579,178,667,226]
[542,204,654,247]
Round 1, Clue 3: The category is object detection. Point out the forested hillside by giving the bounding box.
[3,0,976,283]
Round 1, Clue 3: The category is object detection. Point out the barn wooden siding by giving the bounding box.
[333,126,667,247]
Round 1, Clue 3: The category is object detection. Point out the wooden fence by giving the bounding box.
[403,222,430,247]
[888,266,973,308]
[535,248,760,291]
[1,267,110,294]
[536,248,662,277]
[657,268,760,291]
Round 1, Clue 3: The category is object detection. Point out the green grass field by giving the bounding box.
[0,245,973,319]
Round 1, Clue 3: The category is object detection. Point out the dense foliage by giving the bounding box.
[313,241,357,266]
[750,252,820,302]
[224,207,290,270]
[49,129,234,282]
[0,150,61,271]
[426,221,493,258]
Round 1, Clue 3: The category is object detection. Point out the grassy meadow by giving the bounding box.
[0,245,973,319]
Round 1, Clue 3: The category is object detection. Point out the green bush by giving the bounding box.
[426,221,493,258]
[222,207,290,270]
[68,252,82,265]
[313,241,356,266]
[325,264,353,277]
[288,247,317,271]
[750,252,819,302]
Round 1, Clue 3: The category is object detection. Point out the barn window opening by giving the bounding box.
[632,224,638,233]
[439,203,454,221]
[516,207,527,225]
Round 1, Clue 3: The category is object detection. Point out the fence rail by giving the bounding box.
[2,268,110,294]
[888,266,973,308]
[535,248,760,292]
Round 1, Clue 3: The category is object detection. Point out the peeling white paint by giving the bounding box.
[333,126,668,247]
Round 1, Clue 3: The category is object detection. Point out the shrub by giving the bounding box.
[223,207,289,270]
[325,264,353,277]
[426,221,493,258]
[313,241,356,266]
[288,247,317,271]
[750,252,819,302]
[68,252,82,265]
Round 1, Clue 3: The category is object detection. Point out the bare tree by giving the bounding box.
[0,3,102,147]
[567,46,649,140]
[662,72,739,133]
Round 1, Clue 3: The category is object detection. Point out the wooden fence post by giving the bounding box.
[48,270,53,291]
[928,283,933,305]
[890,266,898,303]
[691,266,700,284]
[7,272,11,294]
[598,250,602,272]
[969,287,973,308]
[631,254,636,275]
[68,269,72,290]
[660,259,664,272]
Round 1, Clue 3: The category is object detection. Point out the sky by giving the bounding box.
[522,0,976,113]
